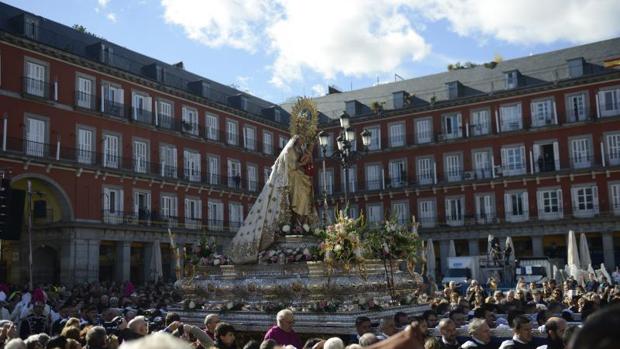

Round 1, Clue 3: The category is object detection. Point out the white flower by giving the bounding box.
[314,228,321,235]
[303,224,310,232]
[334,244,343,252]
[383,243,390,254]
[213,258,221,266]
[226,302,234,310]
[282,225,291,233]
[189,301,196,309]
[303,248,311,256]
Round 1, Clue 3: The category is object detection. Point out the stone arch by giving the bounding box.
[10,173,75,221]
[32,245,59,284]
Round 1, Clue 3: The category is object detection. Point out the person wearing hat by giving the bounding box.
[19,290,50,339]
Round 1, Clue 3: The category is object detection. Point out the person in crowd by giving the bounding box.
[437,319,459,349]
[449,309,467,328]
[19,300,49,339]
[460,318,494,349]
[422,311,439,329]
[393,312,408,329]
[377,317,397,340]
[204,314,220,340]
[473,305,496,329]
[351,316,372,344]
[425,337,441,349]
[118,332,192,349]
[571,304,620,349]
[214,322,237,349]
[536,317,566,349]
[120,315,147,342]
[358,333,379,347]
[498,315,535,349]
[84,326,107,349]
[263,309,302,349]
[324,337,344,349]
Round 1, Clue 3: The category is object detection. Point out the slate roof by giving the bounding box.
[281,37,620,120]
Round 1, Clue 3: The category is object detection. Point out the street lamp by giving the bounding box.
[318,112,371,221]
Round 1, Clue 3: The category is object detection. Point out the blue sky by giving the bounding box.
[7,0,620,104]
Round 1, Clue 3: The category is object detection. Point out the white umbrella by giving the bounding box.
[449,240,456,257]
[150,240,163,282]
[599,263,612,283]
[579,233,592,269]
[567,230,581,279]
[427,238,436,280]
[505,236,515,264]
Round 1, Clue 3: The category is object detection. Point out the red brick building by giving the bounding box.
[0,3,291,284]
[291,38,620,277]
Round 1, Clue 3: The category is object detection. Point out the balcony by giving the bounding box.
[75,91,96,110]
[184,168,202,182]
[181,121,199,136]
[131,107,153,125]
[23,76,51,99]
[102,99,124,118]
[570,154,593,169]
[388,134,406,148]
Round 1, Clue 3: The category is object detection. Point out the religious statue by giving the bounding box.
[229,98,319,264]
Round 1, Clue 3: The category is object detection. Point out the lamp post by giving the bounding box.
[318,112,371,220]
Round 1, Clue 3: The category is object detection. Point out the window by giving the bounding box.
[471,109,490,136]
[208,200,224,231]
[25,117,46,157]
[501,145,526,176]
[207,156,220,185]
[247,164,258,192]
[184,197,202,229]
[499,104,522,132]
[134,191,151,223]
[205,113,219,141]
[389,159,407,188]
[367,126,381,151]
[279,136,289,151]
[102,82,124,117]
[533,142,560,173]
[445,197,464,226]
[537,189,563,219]
[365,164,382,190]
[473,150,493,179]
[227,120,239,145]
[321,133,334,157]
[156,100,173,129]
[24,60,46,97]
[606,133,620,166]
[505,191,529,222]
[442,113,462,139]
[445,153,462,182]
[531,99,556,127]
[571,185,599,217]
[418,199,436,227]
[243,126,256,151]
[229,203,244,230]
[570,137,592,169]
[389,123,405,147]
[160,144,177,178]
[227,159,242,188]
[475,194,495,224]
[391,202,409,225]
[566,93,587,122]
[342,166,356,194]
[274,109,282,123]
[77,128,94,164]
[76,76,94,109]
[319,169,334,194]
[103,134,120,168]
[609,183,620,215]
[263,131,273,155]
[366,203,383,226]
[598,88,620,117]
[505,70,519,89]
[568,58,584,78]
[133,140,148,174]
[182,107,199,135]
[160,194,178,226]
[415,118,432,144]
[132,92,152,124]
[417,157,435,185]
[103,187,123,224]
[183,150,201,182]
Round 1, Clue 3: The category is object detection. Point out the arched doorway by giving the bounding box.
[32,245,59,284]
[9,174,74,223]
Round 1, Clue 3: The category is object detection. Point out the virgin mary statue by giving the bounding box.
[229,135,317,264]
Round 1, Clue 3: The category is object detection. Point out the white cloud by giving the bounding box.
[98,0,110,8]
[311,84,326,97]
[233,76,253,94]
[161,0,276,52]
[414,0,620,45]
[106,13,117,23]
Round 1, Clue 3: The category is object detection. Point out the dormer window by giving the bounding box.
[505,70,520,89]
[446,81,461,99]
[274,108,281,122]
[240,96,248,111]
[568,57,585,78]
[24,16,39,39]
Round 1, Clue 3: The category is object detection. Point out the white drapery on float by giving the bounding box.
[579,232,592,269]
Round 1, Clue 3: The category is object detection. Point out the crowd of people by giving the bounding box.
[0,272,618,349]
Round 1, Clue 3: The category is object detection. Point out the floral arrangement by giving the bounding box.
[366,216,422,271]
[187,236,231,267]
[314,211,367,274]
[258,246,321,264]
[307,300,341,313]
[280,223,312,235]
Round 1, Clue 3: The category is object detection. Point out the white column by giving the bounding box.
[491,154,496,178]
[433,162,438,184]
[553,101,558,125]
[56,136,60,160]
[53,80,58,101]
[595,93,601,119]
[465,122,469,138]
[529,150,534,174]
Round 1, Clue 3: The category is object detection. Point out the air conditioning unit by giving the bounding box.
[463,171,474,180]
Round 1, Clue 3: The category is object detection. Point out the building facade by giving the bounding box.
[301,38,620,276]
[0,3,291,285]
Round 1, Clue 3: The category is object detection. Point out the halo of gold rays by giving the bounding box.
[289,97,319,147]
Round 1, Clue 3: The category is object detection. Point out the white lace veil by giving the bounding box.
[228,136,299,263]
